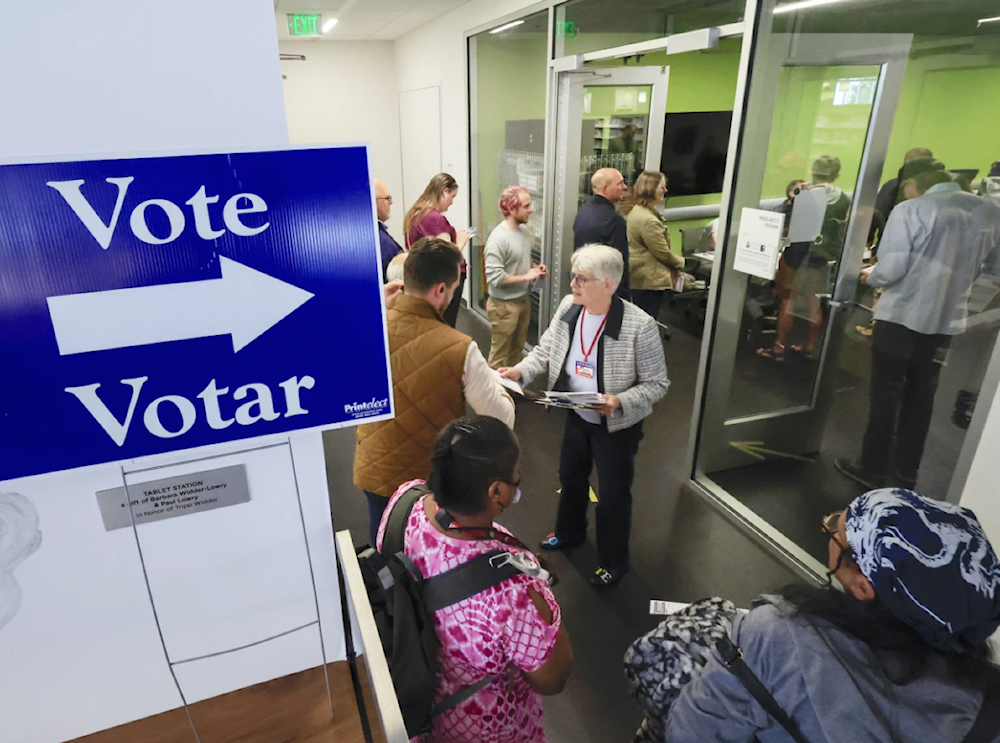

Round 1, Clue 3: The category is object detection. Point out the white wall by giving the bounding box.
[393,0,542,283]
[960,378,1000,540]
[0,0,286,158]
[0,1,351,740]
[281,40,405,240]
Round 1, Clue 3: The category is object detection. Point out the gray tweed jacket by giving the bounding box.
[516,294,669,432]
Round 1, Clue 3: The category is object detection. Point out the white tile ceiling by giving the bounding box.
[276,0,473,41]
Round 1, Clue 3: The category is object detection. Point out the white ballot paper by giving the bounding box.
[494,371,526,396]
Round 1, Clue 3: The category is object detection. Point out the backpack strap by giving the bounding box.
[423,550,525,718]
[381,483,431,558]
[430,675,495,718]
[962,680,1000,743]
[716,636,810,743]
[422,550,523,612]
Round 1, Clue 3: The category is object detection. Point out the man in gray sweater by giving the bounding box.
[484,186,548,368]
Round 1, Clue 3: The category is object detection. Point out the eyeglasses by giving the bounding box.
[821,509,851,575]
[820,510,842,538]
[568,272,598,286]
[376,196,393,202]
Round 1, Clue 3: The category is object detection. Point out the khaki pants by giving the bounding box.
[487,296,532,369]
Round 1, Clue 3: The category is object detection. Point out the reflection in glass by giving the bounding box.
[698,2,1000,569]
[726,65,880,420]
[469,11,549,342]
[580,85,652,205]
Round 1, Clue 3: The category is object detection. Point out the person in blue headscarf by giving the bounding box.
[663,489,1000,743]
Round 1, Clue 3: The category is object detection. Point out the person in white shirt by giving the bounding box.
[836,171,1000,491]
[484,186,548,369]
[499,245,668,588]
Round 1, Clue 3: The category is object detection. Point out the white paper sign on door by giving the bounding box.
[733,207,785,280]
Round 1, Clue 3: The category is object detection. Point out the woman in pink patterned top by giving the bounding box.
[377,416,573,743]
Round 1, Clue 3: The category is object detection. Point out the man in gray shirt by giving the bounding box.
[837,171,1000,490]
[484,186,548,369]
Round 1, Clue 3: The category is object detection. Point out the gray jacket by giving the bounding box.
[665,595,991,742]
[516,295,668,432]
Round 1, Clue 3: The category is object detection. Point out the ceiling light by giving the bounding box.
[489,20,524,34]
[979,16,1000,25]
[774,0,847,14]
[322,18,338,33]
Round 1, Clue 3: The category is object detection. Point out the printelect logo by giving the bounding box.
[345,397,389,415]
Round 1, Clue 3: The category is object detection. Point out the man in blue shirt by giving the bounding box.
[375,179,403,282]
[837,171,1000,490]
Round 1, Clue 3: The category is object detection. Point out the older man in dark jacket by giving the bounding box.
[375,179,403,282]
[574,167,631,299]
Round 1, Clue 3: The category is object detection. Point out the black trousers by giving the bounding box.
[861,321,950,482]
[442,273,466,328]
[556,411,644,570]
[632,289,666,321]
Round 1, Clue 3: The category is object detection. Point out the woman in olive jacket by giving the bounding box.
[626,170,684,320]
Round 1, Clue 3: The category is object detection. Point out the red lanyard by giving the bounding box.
[433,503,530,551]
[579,310,608,363]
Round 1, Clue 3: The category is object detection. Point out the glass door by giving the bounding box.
[695,33,913,571]
[700,35,911,466]
[546,66,670,322]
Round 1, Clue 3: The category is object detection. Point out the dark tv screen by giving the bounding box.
[659,111,732,196]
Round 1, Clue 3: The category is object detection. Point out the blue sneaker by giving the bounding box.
[539,533,584,551]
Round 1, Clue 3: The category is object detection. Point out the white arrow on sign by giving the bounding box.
[47,256,314,355]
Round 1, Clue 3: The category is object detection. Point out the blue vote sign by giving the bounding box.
[0,146,392,481]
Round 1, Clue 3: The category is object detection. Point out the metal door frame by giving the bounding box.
[695,33,912,479]
[545,66,669,321]
[539,25,744,332]
[684,0,917,580]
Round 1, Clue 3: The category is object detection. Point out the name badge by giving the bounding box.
[575,360,595,379]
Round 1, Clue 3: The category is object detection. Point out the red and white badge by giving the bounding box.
[575,360,595,379]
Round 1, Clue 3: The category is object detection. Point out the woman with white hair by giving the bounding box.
[499,245,669,587]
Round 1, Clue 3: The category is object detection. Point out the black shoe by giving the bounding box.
[539,533,584,551]
[589,565,628,588]
[953,410,973,430]
[834,459,885,490]
[953,390,977,429]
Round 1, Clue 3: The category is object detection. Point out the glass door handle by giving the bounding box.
[817,294,874,313]
[815,293,845,309]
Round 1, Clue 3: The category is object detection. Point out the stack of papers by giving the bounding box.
[535,391,605,411]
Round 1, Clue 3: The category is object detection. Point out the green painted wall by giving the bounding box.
[883,58,1000,182]
[472,32,548,237]
[761,65,882,200]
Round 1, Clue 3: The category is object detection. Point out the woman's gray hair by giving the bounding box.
[572,244,623,291]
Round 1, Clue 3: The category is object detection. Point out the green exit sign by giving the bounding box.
[558,20,578,39]
[287,13,322,37]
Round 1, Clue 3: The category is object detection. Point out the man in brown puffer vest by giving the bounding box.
[354,237,515,544]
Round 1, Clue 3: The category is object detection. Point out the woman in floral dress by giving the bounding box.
[377,416,573,743]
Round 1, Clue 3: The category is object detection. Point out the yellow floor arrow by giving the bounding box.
[730,441,815,463]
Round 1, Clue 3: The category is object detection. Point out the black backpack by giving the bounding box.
[355,483,522,737]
